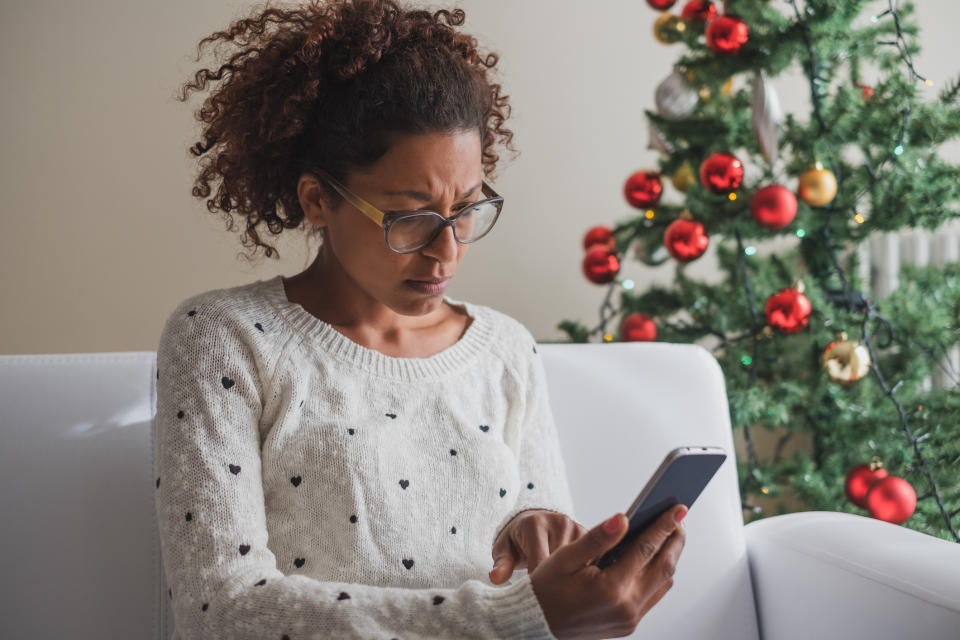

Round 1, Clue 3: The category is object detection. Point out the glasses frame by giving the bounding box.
[314,168,504,254]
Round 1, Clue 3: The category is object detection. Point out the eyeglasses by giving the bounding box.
[314,168,504,254]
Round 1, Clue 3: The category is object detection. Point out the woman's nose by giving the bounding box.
[422,222,460,260]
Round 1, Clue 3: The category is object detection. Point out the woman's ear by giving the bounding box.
[297,172,333,230]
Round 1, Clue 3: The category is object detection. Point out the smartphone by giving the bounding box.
[593,445,727,570]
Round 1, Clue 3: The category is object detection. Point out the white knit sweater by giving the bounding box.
[152,274,576,640]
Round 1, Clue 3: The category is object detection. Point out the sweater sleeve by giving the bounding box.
[494,326,578,543]
[153,297,558,640]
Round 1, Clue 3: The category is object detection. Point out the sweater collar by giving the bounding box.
[258,274,493,381]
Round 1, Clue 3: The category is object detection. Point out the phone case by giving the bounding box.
[594,446,727,570]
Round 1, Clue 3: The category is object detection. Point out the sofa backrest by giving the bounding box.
[540,341,758,639]
[1,352,165,639]
[0,343,758,640]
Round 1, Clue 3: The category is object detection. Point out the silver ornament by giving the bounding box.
[752,70,784,165]
[632,238,672,266]
[647,122,674,155]
[655,68,699,119]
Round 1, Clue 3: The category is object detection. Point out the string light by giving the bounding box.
[705,0,960,542]
[874,2,931,85]
[581,0,955,541]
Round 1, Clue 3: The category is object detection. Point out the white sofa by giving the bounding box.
[1,342,958,639]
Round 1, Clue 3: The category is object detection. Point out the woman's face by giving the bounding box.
[298,129,483,322]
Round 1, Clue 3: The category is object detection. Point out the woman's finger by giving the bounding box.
[524,521,552,573]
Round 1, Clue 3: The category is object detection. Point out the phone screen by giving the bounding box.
[594,447,727,570]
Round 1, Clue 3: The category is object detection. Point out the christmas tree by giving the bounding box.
[558,0,960,542]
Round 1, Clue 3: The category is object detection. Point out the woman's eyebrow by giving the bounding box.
[381,183,481,202]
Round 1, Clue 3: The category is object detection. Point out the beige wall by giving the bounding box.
[2,0,957,357]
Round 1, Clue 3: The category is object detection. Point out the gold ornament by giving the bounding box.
[798,162,838,207]
[672,162,696,192]
[654,13,686,45]
[821,332,872,384]
[722,77,734,97]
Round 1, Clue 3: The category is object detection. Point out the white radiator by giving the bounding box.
[855,220,960,390]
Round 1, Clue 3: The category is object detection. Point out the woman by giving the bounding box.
[154,1,686,638]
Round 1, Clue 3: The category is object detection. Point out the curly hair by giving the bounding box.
[177,0,517,261]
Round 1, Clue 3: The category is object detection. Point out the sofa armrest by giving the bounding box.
[743,511,960,640]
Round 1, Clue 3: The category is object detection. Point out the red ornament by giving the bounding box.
[699,152,744,194]
[845,462,888,509]
[681,0,716,22]
[706,14,749,55]
[664,218,709,262]
[624,170,664,208]
[866,476,916,524]
[621,312,658,342]
[583,225,616,252]
[646,0,678,9]
[582,244,620,284]
[764,287,812,333]
[855,82,875,102]
[750,184,798,230]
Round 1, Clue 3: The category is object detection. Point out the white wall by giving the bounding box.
[1,0,957,354]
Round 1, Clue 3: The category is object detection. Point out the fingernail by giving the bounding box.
[604,514,621,533]
[675,506,687,523]
[493,558,503,568]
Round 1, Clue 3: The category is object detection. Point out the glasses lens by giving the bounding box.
[387,201,500,252]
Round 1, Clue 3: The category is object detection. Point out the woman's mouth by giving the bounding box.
[405,278,451,294]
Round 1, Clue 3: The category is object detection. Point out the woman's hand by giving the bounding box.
[530,506,687,639]
[489,509,587,585]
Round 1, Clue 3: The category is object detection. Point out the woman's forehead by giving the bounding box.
[349,131,483,195]
[380,182,482,202]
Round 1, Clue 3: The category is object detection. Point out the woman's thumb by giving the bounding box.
[489,554,515,584]
[557,513,627,573]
